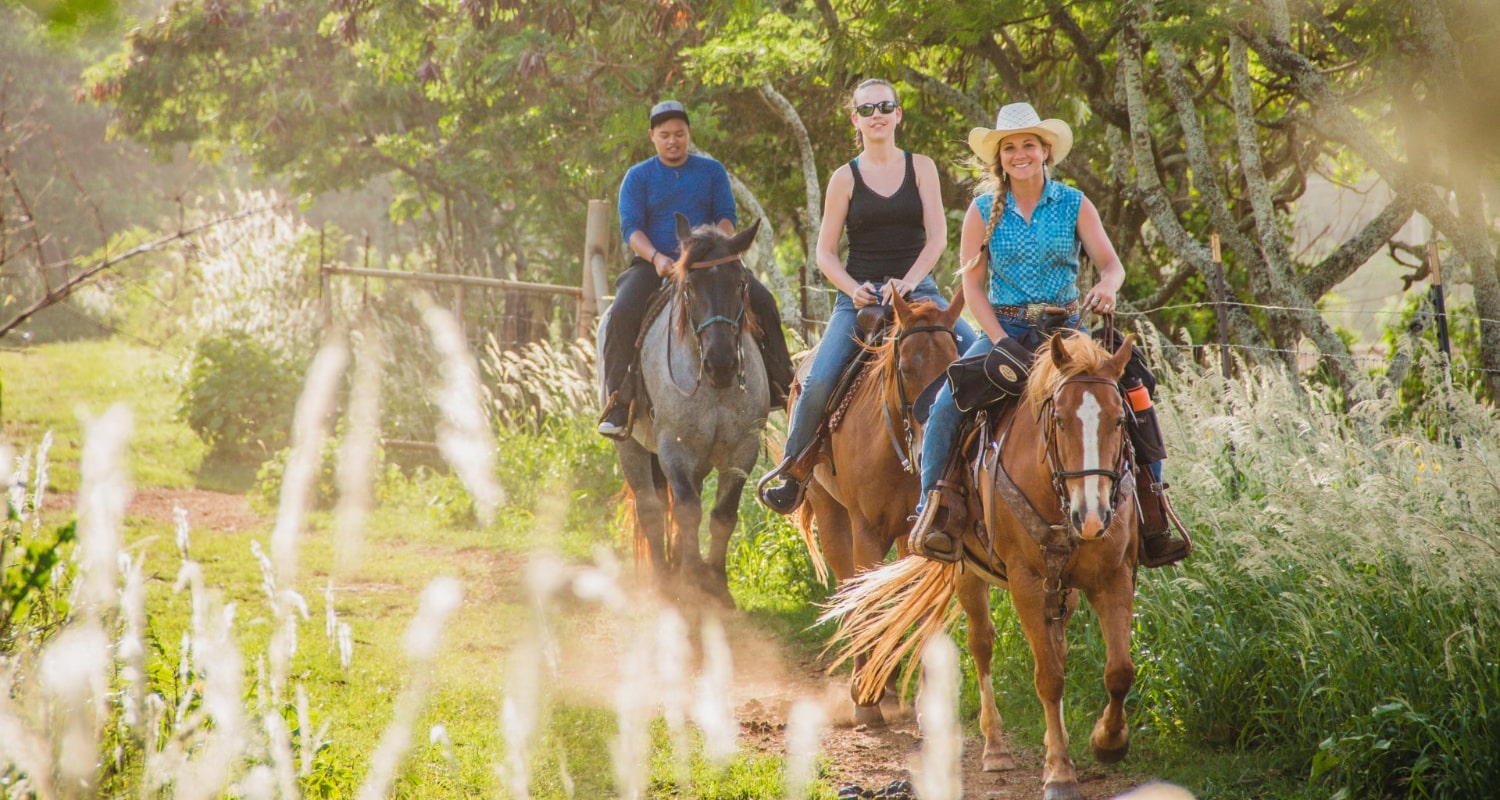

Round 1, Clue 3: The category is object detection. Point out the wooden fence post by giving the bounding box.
[578,199,612,339]
[1209,233,1232,383]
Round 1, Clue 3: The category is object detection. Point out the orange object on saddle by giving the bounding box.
[1125,381,1152,412]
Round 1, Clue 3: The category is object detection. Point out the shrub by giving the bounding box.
[178,331,305,463]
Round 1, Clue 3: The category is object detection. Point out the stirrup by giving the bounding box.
[908,489,961,563]
[757,455,809,514]
[597,392,633,442]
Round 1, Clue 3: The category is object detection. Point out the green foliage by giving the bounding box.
[375,464,478,529]
[0,515,76,653]
[179,331,305,463]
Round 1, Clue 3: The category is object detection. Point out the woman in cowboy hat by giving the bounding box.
[907,102,1189,567]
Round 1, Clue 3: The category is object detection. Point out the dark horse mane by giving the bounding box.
[668,223,762,339]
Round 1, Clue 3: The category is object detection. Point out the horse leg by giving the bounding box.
[957,572,1014,771]
[663,466,707,602]
[1009,573,1083,800]
[704,472,746,608]
[1085,575,1136,765]
[616,441,670,580]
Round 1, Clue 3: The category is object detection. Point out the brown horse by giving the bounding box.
[825,331,1140,800]
[794,290,964,727]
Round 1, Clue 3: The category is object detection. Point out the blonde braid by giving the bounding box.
[960,180,1007,275]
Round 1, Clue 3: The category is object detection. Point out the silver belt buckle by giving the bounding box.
[1024,303,1044,324]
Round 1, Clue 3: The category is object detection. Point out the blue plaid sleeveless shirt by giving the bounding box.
[976,179,1084,308]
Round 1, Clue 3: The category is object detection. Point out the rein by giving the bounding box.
[980,371,1135,644]
[882,323,959,473]
[1040,375,1129,510]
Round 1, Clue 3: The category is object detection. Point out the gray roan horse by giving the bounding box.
[599,214,769,605]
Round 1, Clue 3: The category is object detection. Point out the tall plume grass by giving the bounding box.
[1119,346,1500,796]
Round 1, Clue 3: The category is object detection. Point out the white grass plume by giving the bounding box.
[335,322,385,575]
[76,404,132,617]
[357,577,464,800]
[610,617,654,800]
[272,336,349,587]
[782,698,828,800]
[692,615,739,767]
[655,608,692,786]
[420,296,502,524]
[911,637,962,800]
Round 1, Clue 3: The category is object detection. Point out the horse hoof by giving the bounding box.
[1092,738,1130,764]
[981,752,1016,772]
[1043,782,1085,800]
[853,704,886,728]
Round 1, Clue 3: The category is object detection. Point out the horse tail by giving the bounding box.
[615,483,654,575]
[795,501,831,586]
[819,556,962,705]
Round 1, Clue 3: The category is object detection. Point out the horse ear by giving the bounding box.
[674,212,693,247]
[891,289,912,324]
[727,218,761,254]
[1108,334,1135,378]
[942,286,965,328]
[1049,331,1071,369]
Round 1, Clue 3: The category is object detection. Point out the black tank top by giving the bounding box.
[845,151,926,284]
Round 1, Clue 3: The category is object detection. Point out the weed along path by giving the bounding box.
[114,486,1144,799]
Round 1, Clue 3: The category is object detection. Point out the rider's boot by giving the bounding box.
[909,479,969,563]
[597,392,631,440]
[1136,468,1191,567]
[761,470,806,515]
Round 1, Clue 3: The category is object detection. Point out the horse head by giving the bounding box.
[885,289,965,409]
[1027,332,1134,540]
[672,213,762,390]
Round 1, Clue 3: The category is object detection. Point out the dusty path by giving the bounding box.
[119,486,1148,799]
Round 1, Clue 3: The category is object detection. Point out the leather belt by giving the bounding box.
[993,300,1080,323]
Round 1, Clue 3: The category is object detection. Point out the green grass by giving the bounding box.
[4,338,837,799]
[1,340,205,492]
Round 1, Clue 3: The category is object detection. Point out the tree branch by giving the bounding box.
[0,205,276,338]
[757,82,827,322]
[1299,194,1414,298]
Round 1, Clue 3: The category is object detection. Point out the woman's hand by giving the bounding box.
[1082,282,1118,314]
[880,278,915,305]
[851,282,880,308]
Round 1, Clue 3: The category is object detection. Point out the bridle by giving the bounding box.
[1038,374,1131,525]
[666,253,751,397]
[883,321,959,472]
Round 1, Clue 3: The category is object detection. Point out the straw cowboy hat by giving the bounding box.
[968,102,1073,166]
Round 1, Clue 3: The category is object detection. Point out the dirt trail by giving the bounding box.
[119,486,1148,800]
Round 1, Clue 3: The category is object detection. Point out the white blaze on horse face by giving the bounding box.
[1077,392,1105,521]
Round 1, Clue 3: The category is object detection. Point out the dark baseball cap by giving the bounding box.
[649,100,690,128]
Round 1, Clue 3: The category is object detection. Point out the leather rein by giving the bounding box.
[883,322,959,473]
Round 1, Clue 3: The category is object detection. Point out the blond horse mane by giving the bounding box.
[1024,332,1114,411]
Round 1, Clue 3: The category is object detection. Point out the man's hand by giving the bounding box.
[652,252,674,277]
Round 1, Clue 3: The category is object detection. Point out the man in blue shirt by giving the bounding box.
[598,100,792,438]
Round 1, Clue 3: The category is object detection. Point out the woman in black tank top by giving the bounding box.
[760,79,975,515]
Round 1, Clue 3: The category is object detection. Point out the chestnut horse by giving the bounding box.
[793,290,965,726]
[825,332,1140,800]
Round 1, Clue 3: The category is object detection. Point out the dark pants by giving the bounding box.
[601,257,793,400]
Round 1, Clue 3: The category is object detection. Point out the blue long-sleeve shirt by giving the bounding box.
[618,154,737,259]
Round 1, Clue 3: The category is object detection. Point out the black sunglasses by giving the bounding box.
[854,101,899,117]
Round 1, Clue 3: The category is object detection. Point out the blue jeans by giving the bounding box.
[918,314,1080,495]
[780,275,976,462]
